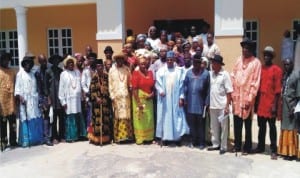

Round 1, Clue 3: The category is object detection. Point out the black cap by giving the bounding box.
[48,54,63,64]
[240,37,255,51]
[104,46,114,53]
[21,56,34,68]
[211,55,225,65]
[95,59,103,65]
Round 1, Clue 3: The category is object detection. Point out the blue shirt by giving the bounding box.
[184,69,210,115]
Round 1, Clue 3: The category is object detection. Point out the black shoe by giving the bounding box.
[207,146,220,151]
[242,150,252,155]
[199,145,206,150]
[242,151,248,155]
[252,148,264,154]
[283,156,295,161]
[10,142,18,147]
[219,150,226,155]
[175,141,181,146]
[271,153,278,160]
[45,141,54,146]
[231,147,241,153]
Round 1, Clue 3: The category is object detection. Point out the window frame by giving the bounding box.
[0,29,19,68]
[47,28,73,57]
[292,19,300,42]
[244,19,259,56]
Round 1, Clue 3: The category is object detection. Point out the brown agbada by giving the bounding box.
[0,67,16,116]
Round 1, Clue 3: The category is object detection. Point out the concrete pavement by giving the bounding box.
[1,115,299,178]
[1,141,300,178]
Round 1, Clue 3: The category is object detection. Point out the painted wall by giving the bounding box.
[125,0,214,35]
[216,36,243,72]
[244,0,299,66]
[0,9,16,29]
[0,4,97,58]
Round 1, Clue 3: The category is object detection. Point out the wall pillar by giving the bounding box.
[96,0,125,59]
[14,5,28,68]
[214,0,244,71]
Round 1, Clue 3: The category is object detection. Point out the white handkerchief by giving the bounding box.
[218,113,229,123]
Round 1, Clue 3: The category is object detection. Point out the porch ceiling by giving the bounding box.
[0,0,96,9]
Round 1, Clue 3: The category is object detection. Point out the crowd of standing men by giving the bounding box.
[1,23,300,162]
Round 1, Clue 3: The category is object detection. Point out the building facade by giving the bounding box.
[0,0,299,70]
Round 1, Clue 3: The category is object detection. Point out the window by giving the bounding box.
[244,20,259,55]
[0,30,19,67]
[292,19,300,42]
[48,28,72,57]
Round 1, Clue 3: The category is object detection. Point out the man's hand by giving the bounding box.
[20,96,25,105]
[179,99,184,107]
[147,92,154,99]
[96,97,102,105]
[63,104,67,111]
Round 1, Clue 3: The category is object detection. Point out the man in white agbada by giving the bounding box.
[155,51,189,145]
[59,55,86,142]
[15,55,43,147]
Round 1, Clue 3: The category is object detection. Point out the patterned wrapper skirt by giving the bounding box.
[113,119,133,143]
[65,113,78,142]
[19,117,44,147]
[132,90,154,144]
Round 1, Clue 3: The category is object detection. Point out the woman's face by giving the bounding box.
[137,38,145,49]
[139,58,148,72]
[183,43,191,52]
[160,32,167,42]
[176,39,182,48]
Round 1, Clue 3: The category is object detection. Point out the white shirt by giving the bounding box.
[202,43,221,59]
[15,70,41,121]
[59,69,82,114]
[209,69,233,109]
[146,38,161,52]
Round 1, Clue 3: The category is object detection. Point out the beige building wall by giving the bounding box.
[244,0,299,67]
[0,9,16,29]
[0,4,97,58]
[125,0,214,34]
[216,36,242,72]
[97,39,123,59]
[1,0,299,66]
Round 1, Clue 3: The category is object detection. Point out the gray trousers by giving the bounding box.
[209,109,229,150]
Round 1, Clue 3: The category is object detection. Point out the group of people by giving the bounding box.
[0,24,300,163]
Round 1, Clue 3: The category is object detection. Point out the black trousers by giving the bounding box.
[42,109,52,142]
[51,109,65,141]
[187,113,206,146]
[0,114,17,148]
[233,115,252,152]
[257,116,277,153]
